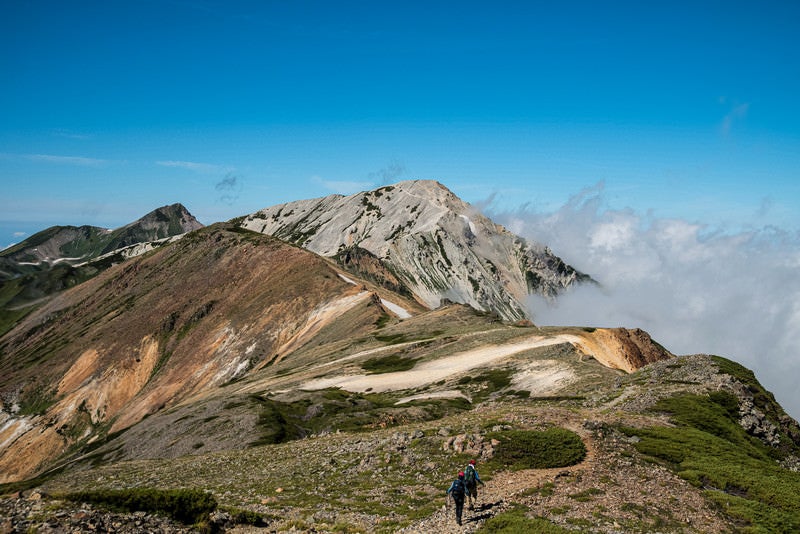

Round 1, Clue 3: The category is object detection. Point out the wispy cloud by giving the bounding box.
[157,160,225,173]
[488,183,800,419]
[215,172,243,205]
[12,231,26,238]
[720,101,750,136]
[24,154,109,166]
[368,160,406,185]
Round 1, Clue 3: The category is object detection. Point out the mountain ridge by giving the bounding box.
[0,203,203,337]
[0,203,202,270]
[240,180,592,321]
[1,181,799,533]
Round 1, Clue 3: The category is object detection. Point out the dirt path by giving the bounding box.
[400,423,597,533]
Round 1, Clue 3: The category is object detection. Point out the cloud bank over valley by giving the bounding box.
[490,184,800,420]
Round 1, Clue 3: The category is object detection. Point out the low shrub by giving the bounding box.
[486,428,586,470]
[61,487,217,525]
[479,505,571,533]
[361,354,419,374]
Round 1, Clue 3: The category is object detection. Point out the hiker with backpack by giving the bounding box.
[446,471,467,526]
[464,459,485,510]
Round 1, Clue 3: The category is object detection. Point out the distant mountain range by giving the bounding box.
[1,182,591,331]
[1,203,201,274]
[0,204,202,330]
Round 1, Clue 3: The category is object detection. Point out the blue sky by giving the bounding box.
[2,2,800,415]
[2,1,798,237]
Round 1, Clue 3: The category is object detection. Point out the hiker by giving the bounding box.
[464,459,485,510]
[446,471,467,525]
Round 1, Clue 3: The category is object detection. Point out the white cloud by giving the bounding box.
[24,154,108,166]
[720,102,750,136]
[488,183,800,420]
[156,160,225,173]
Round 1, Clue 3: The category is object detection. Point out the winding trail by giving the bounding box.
[400,423,597,533]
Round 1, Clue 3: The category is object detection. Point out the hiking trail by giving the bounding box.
[399,423,597,533]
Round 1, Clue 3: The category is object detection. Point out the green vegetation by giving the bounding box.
[435,234,452,268]
[476,369,513,390]
[374,333,407,343]
[361,354,419,374]
[373,185,394,196]
[468,276,480,293]
[16,384,57,416]
[374,313,391,329]
[486,428,586,471]
[287,223,321,246]
[360,196,381,215]
[60,488,217,525]
[620,391,800,532]
[711,355,796,452]
[568,487,604,502]
[0,276,38,336]
[374,330,443,345]
[460,368,514,402]
[478,505,571,533]
[252,390,470,446]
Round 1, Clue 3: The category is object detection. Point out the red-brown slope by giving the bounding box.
[0,224,392,482]
[567,327,673,373]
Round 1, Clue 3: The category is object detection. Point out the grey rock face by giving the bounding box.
[240,180,591,321]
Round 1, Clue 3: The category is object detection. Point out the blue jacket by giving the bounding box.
[447,478,466,498]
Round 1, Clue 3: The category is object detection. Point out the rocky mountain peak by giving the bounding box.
[240,180,591,321]
[0,204,205,314]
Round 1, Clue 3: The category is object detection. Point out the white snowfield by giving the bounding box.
[379,298,412,319]
[301,334,580,394]
[337,273,358,285]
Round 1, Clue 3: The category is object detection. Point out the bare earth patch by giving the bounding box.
[300,335,579,393]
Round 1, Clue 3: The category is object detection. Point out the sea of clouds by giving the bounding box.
[489,184,800,420]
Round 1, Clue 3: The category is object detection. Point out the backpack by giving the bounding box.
[465,465,476,485]
[451,478,466,498]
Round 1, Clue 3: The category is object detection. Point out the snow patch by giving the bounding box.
[338,273,358,285]
[301,334,577,393]
[380,298,412,319]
